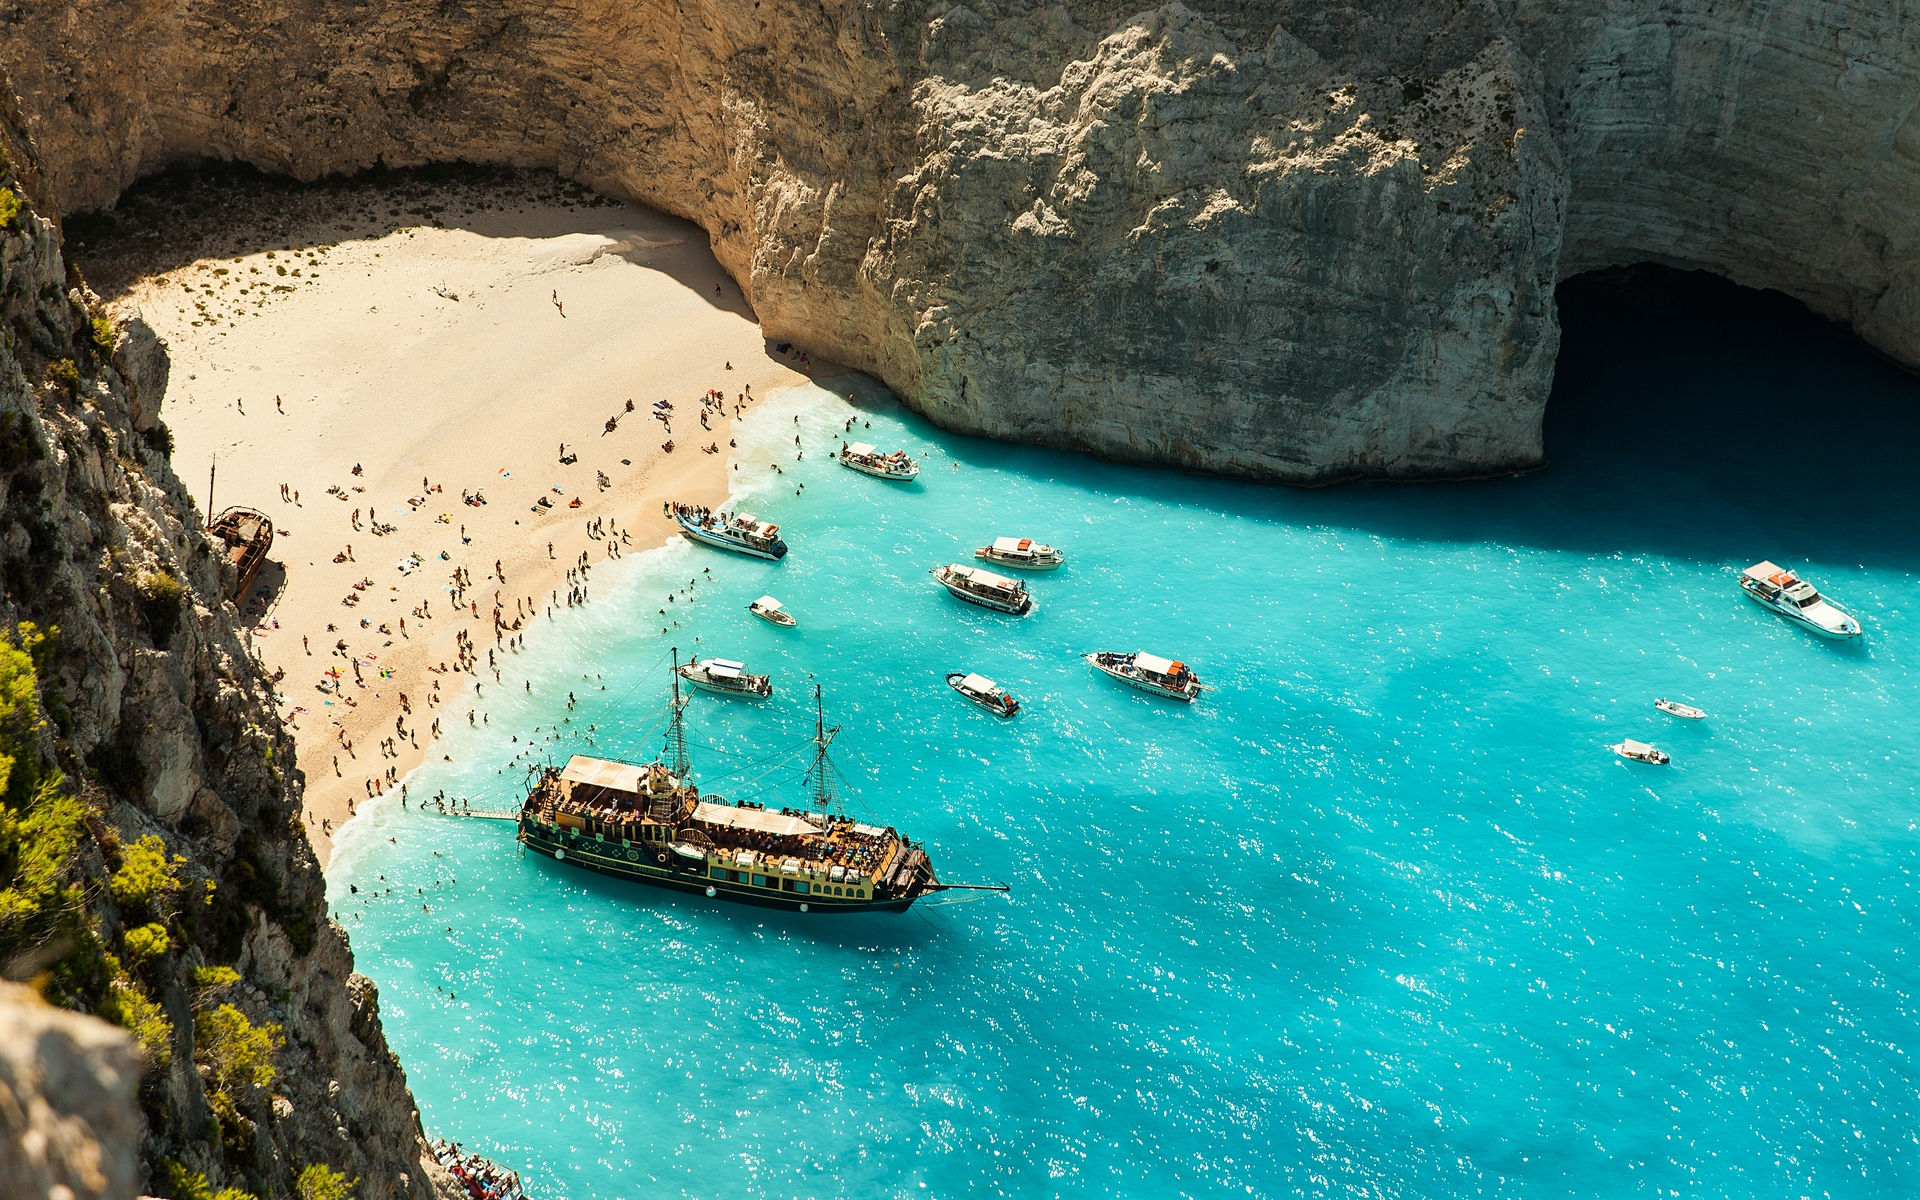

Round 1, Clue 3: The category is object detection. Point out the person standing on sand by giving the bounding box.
[552,290,565,317]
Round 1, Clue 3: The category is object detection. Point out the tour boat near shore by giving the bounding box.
[974,536,1064,571]
[671,503,788,560]
[946,672,1020,717]
[1085,651,1204,702]
[676,656,772,699]
[516,668,1007,913]
[931,564,1034,614]
[1609,739,1670,765]
[838,441,920,480]
[1738,560,1860,638]
[748,595,796,626]
[1654,698,1706,720]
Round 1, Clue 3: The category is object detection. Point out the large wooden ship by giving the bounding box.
[516,657,1000,913]
[208,506,273,601]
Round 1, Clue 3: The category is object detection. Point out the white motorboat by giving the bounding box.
[676,656,773,699]
[838,441,920,480]
[974,536,1064,571]
[1608,738,1670,765]
[1085,651,1204,702]
[671,504,788,560]
[946,672,1020,717]
[1738,561,1860,638]
[1654,698,1706,720]
[930,564,1034,615]
[747,595,796,627]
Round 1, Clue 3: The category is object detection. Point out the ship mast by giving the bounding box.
[804,682,841,815]
[665,647,692,780]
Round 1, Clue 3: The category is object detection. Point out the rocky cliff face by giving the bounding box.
[0,144,445,1198]
[0,5,1910,475]
[0,983,142,1200]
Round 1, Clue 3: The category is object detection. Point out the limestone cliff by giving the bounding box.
[0,983,142,1200]
[0,4,1911,475]
[0,148,445,1198]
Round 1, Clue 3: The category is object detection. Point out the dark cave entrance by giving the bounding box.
[1543,265,1920,564]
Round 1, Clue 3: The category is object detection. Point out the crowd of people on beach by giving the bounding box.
[246,356,784,828]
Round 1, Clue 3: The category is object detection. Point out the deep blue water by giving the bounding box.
[330,270,1920,1198]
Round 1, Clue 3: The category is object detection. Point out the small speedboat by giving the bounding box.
[747,595,796,627]
[947,672,1020,717]
[838,441,920,480]
[1085,651,1205,702]
[1608,739,1670,765]
[1738,561,1861,638]
[930,564,1034,615]
[1654,698,1706,720]
[676,656,773,699]
[974,536,1064,571]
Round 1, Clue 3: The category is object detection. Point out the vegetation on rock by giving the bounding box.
[195,1001,284,1094]
[295,1164,359,1200]
[110,832,186,921]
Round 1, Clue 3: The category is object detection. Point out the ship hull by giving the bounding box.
[839,457,919,480]
[675,516,788,560]
[938,583,1032,614]
[519,824,921,913]
[1737,583,1861,638]
[1086,655,1200,701]
[680,674,772,699]
[975,551,1062,572]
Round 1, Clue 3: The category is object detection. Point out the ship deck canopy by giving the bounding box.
[705,658,746,678]
[1134,652,1179,676]
[992,537,1033,553]
[560,754,649,795]
[1619,739,1656,754]
[1744,561,1794,585]
[752,596,784,611]
[693,802,816,837]
[958,565,1018,590]
[847,442,877,456]
[960,673,998,692]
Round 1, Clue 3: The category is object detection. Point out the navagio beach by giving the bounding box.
[300,275,1915,1196]
[74,187,1920,1196]
[80,171,812,862]
[7,3,1920,1196]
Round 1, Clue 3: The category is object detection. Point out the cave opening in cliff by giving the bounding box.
[1544,265,1920,562]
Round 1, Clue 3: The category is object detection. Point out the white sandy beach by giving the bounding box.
[102,181,813,862]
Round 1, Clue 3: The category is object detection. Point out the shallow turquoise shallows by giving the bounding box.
[330,274,1920,1199]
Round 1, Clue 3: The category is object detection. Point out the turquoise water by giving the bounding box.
[330,273,1920,1199]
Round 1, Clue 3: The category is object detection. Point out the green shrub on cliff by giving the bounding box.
[295,1164,358,1200]
[123,920,171,964]
[99,974,173,1070]
[111,833,186,922]
[0,622,49,803]
[0,187,20,230]
[0,781,85,955]
[195,1002,283,1094]
[192,964,241,993]
[0,624,88,960]
[135,570,186,643]
[153,1159,260,1200]
[91,315,116,354]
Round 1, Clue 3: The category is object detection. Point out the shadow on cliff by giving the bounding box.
[64,160,762,322]
[912,266,1920,575]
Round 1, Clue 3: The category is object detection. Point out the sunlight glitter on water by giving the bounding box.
[333,276,1920,1198]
